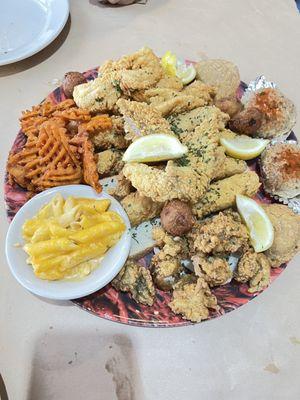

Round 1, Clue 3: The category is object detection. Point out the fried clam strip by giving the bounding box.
[8,121,82,192]
[99,47,163,93]
[234,250,271,293]
[167,106,229,137]
[146,81,215,117]
[123,161,210,203]
[112,261,155,306]
[169,277,218,322]
[193,171,261,219]
[120,192,163,226]
[116,99,173,141]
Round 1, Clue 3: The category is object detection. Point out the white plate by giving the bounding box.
[0,0,69,66]
[5,185,131,300]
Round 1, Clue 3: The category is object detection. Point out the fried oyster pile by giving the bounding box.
[8,48,300,322]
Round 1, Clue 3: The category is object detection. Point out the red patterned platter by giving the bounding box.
[4,67,295,327]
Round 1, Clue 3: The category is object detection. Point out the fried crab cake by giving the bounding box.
[260,142,300,199]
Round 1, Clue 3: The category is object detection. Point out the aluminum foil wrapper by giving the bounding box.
[241,75,292,141]
[259,139,300,214]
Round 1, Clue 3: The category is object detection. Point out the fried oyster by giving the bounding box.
[234,250,271,293]
[169,277,218,322]
[192,254,232,287]
[112,261,155,306]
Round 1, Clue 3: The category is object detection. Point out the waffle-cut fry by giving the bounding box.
[79,115,112,135]
[82,136,102,193]
[7,121,82,192]
[53,107,91,122]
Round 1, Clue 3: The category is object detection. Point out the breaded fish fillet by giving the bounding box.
[117,99,173,141]
[193,171,260,218]
[123,161,210,203]
[213,157,247,180]
[121,191,163,226]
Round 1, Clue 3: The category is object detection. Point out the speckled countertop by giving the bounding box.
[1,1,300,399]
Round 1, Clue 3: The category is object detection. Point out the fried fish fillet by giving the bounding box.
[213,157,247,180]
[117,99,173,141]
[193,171,260,218]
[123,161,209,203]
[121,191,163,226]
[167,106,229,137]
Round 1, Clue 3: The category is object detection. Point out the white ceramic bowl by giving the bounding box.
[0,0,69,66]
[5,185,131,300]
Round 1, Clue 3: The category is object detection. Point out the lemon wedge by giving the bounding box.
[176,62,196,85]
[236,195,274,252]
[161,51,177,77]
[220,136,269,160]
[122,134,188,163]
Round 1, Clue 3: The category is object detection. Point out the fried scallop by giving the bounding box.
[260,142,300,199]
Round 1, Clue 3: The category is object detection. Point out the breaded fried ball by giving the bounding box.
[161,200,194,236]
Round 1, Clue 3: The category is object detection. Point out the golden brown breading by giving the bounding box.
[234,251,271,293]
[97,149,124,177]
[213,157,247,180]
[112,261,155,306]
[108,173,133,199]
[196,59,240,100]
[89,116,128,150]
[117,99,173,141]
[152,226,189,259]
[193,171,261,218]
[188,211,249,255]
[146,81,215,117]
[99,47,163,93]
[192,254,232,286]
[262,204,300,267]
[169,277,218,322]
[167,106,229,137]
[120,192,163,226]
[123,161,210,203]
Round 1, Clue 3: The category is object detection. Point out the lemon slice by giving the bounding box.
[220,136,269,160]
[161,51,177,77]
[176,62,196,85]
[122,134,188,163]
[236,195,274,252]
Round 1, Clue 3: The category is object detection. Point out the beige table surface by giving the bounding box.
[1,1,300,399]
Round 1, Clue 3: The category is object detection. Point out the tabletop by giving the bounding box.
[1,1,300,399]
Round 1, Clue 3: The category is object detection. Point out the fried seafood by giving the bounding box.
[121,192,163,226]
[161,200,194,236]
[196,59,240,99]
[192,255,232,286]
[97,149,124,177]
[188,211,249,255]
[234,250,271,293]
[193,171,260,218]
[8,121,83,192]
[99,47,163,93]
[214,96,243,118]
[169,277,218,322]
[108,173,133,199]
[260,142,300,199]
[262,204,300,267]
[123,161,210,203]
[213,157,247,180]
[246,88,296,138]
[167,106,229,137]
[112,261,155,306]
[117,99,173,141]
[146,81,215,117]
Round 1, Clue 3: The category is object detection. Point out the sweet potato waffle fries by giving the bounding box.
[7,99,110,193]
